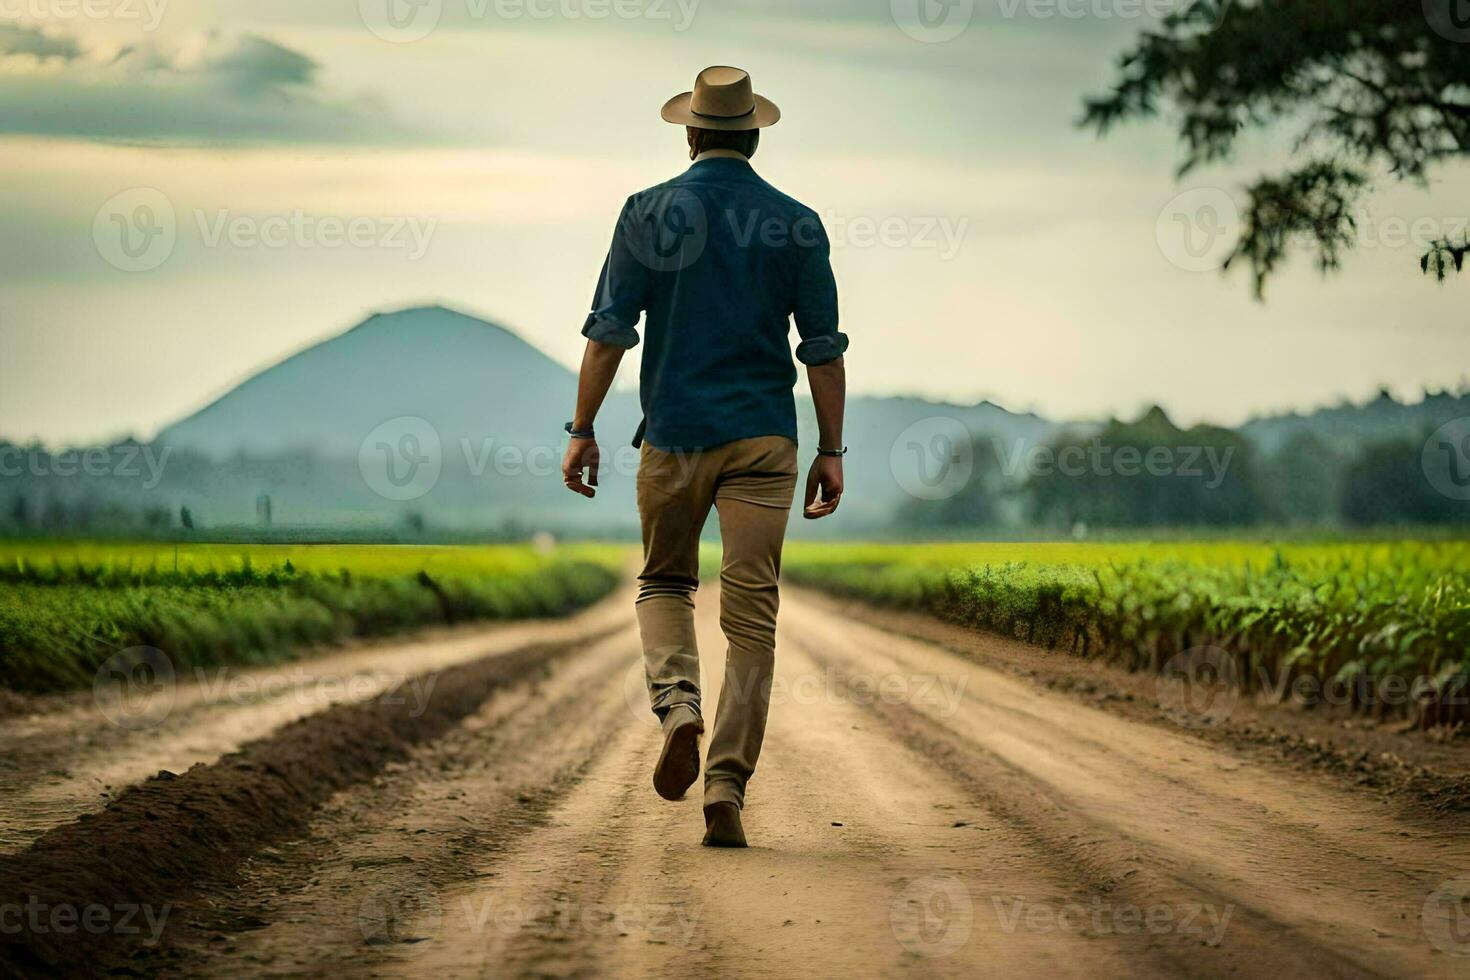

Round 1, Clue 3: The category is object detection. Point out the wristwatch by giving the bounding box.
[564,422,596,439]
[816,446,848,458]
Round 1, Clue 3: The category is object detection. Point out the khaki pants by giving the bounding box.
[635,435,798,810]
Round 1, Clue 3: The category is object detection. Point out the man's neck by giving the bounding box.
[694,149,750,163]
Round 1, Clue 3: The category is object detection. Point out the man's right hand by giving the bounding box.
[562,438,601,498]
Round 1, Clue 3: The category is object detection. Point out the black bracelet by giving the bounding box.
[817,446,848,457]
[564,422,595,440]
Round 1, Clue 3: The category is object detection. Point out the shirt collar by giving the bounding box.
[687,153,756,179]
[694,149,749,163]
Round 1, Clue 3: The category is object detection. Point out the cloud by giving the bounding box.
[0,28,423,145]
[0,22,83,60]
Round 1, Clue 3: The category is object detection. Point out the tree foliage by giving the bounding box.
[1084,0,1470,295]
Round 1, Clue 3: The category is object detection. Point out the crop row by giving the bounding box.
[0,544,625,695]
[783,542,1470,728]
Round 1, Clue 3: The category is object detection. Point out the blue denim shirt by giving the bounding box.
[583,157,846,451]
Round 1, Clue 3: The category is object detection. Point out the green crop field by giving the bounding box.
[783,541,1470,727]
[0,541,630,695]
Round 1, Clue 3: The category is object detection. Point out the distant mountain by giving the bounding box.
[143,305,1054,530]
[157,306,639,459]
[1241,389,1470,456]
[796,394,1054,528]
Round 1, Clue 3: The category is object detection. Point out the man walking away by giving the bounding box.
[561,66,847,848]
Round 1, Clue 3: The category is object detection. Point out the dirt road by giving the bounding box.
[3,584,1468,978]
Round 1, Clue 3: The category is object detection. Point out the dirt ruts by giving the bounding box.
[0,626,616,977]
[2,585,1468,978]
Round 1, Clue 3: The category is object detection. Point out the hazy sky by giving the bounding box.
[2,0,1467,445]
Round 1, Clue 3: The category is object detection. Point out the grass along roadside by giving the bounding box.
[0,542,628,696]
[782,541,1470,730]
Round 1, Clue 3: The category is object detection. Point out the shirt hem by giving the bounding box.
[643,429,799,454]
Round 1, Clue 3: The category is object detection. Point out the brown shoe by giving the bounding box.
[653,704,703,801]
[702,801,747,848]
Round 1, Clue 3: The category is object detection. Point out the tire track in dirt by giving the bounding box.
[0,597,628,855]
[171,624,645,977]
[779,594,1470,979]
[803,591,1470,815]
[0,619,623,978]
[384,591,1184,979]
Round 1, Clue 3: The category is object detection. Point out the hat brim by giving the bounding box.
[661,92,781,130]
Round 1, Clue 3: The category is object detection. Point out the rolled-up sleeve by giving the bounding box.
[582,196,650,349]
[792,213,846,365]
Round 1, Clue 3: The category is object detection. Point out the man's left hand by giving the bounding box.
[803,456,843,519]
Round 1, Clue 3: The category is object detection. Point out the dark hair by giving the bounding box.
[687,126,760,159]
